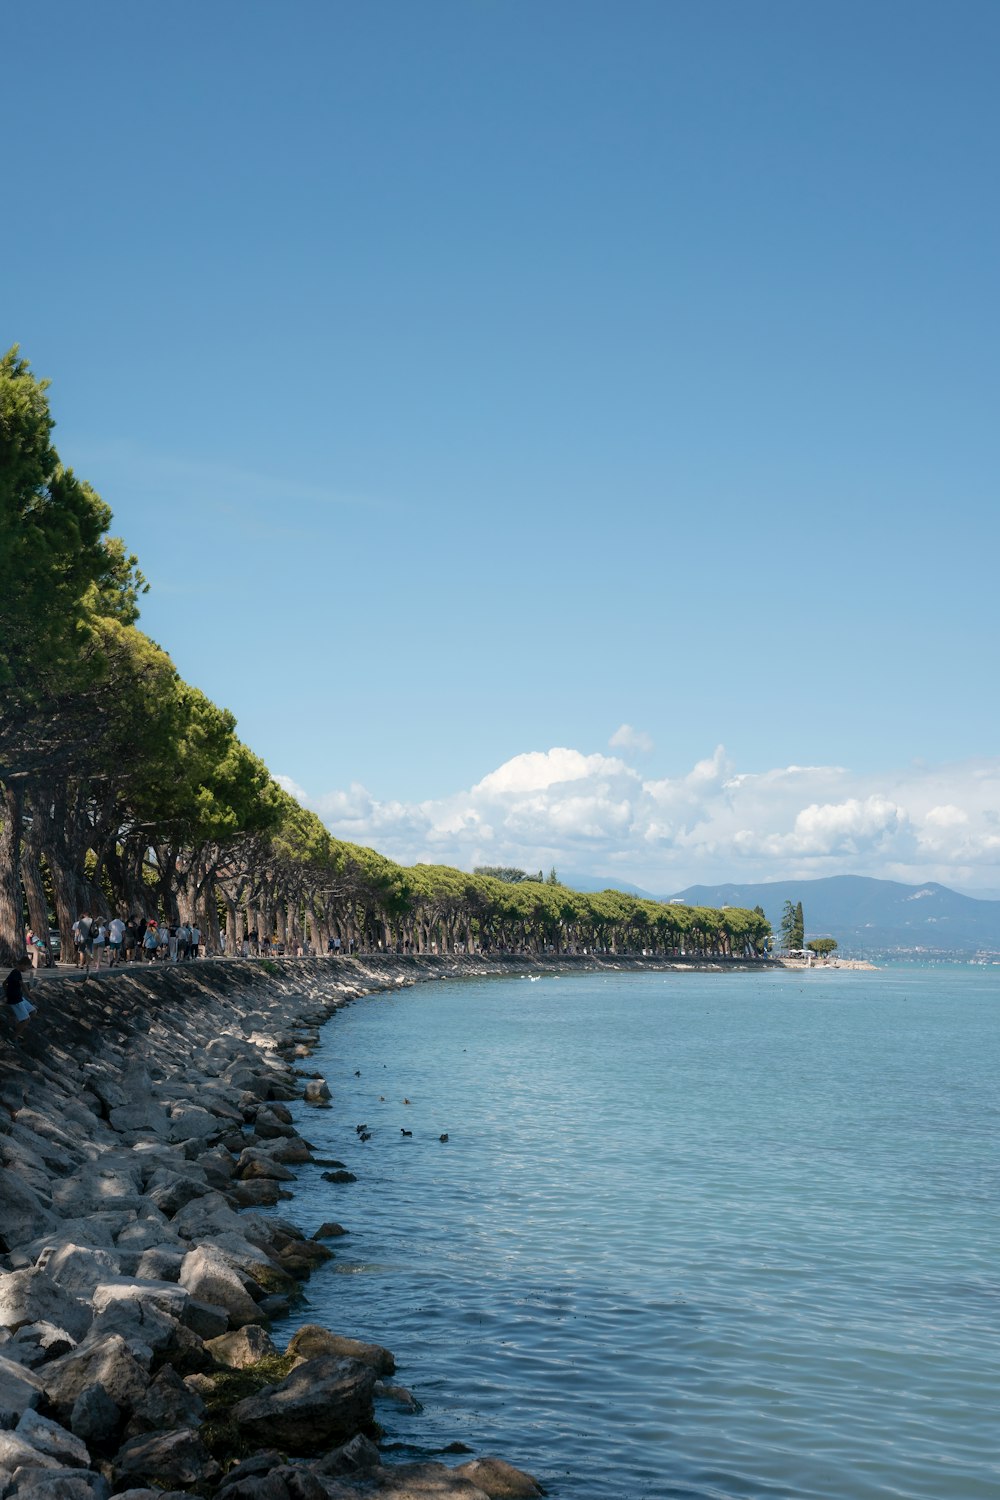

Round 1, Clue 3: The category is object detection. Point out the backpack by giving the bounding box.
[77,917,92,942]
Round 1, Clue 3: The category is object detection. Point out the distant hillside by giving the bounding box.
[666,875,1000,956]
[560,872,658,899]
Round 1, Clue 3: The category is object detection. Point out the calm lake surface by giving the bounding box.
[274,965,1000,1499]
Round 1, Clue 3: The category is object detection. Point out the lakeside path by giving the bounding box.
[0,951,806,1500]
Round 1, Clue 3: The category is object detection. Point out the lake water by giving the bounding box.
[274,965,1000,1499]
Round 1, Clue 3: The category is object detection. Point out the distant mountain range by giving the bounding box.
[559,870,1000,954]
[664,875,1000,956]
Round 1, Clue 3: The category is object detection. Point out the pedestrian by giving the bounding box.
[190,922,201,958]
[107,914,125,966]
[73,912,91,972]
[92,920,106,967]
[76,913,95,972]
[142,919,159,962]
[123,917,137,963]
[4,956,36,1042]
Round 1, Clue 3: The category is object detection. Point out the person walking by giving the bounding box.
[107,914,125,966]
[142,920,159,962]
[5,956,36,1042]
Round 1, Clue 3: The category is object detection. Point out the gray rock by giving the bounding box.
[286,1326,394,1376]
[312,1223,348,1240]
[228,1180,285,1208]
[90,1280,189,1327]
[0,1170,59,1252]
[312,1432,381,1477]
[205,1326,278,1369]
[147,1178,205,1218]
[43,1335,149,1423]
[124,1367,204,1436]
[131,1249,184,1284]
[232,1355,376,1454]
[215,1476,288,1500]
[178,1249,265,1329]
[112,1428,221,1489]
[68,1385,121,1448]
[0,1271,93,1343]
[7,1323,76,1370]
[113,1218,181,1256]
[180,1299,229,1341]
[453,1460,544,1498]
[166,1105,221,1146]
[236,1152,296,1183]
[255,1296,292,1322]
[215,1449,283,1489]
[15,1409,91,1468]
[107,1103,167,1138]
[0,1353,45,1424]
[0,1428,64,1474]
[319,1462,490,1498]
[39,1246,121,1298]
[374,1381,422,1411]
[302,1081,331,1106]
[4,1470,110,1500]
[194,1146,238,1189]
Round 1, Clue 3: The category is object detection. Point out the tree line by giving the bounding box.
[0,349,772,968]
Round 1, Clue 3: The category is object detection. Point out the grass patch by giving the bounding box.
[199,1353,298,1464]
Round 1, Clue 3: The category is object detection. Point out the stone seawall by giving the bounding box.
[0,951,781,1500]
[0,956,558,1500]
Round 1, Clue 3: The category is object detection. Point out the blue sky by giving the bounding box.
[7,1,1000,892]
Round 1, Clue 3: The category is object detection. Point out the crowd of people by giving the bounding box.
[67,914,205,970]
[19,919,353,973]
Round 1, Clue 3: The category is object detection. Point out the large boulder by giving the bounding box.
[68,1384,122,1450]
[43,1336,149,1423]
[112,1429,221,1490]
[14,1410,91,1469]
[124,1367,204,1436]
[317,1462,492,1498]
[0,1429,65,1477]
[453,1459,544,1498]
[40,1246,121,1298]
[166,1104,222,1146]
[286,1326,394,1376]
[231,1355,376,1453]
[0,1354,45,1424]
[0,1272,93,1343]
[3,1469,111,1500]
[0,1170,59,1252]
[178,1249,265,1329]
[205,1326,278,1369]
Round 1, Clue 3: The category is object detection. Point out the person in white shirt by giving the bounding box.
[190,924,201,958]
[107,915,126,966]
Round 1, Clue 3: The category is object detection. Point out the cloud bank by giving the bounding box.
[275,745,1000,895]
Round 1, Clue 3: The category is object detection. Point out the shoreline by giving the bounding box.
[0,953,866,1500]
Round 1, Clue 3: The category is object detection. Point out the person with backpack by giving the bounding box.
[76,913,94,971]
[5,956,36,1041]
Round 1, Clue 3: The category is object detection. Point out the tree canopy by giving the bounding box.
[0,349,774,969]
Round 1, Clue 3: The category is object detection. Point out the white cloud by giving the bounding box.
[609,724,654,754]
[275,748,1000,894]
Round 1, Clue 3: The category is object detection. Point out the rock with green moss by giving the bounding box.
[231,1355,376,1454]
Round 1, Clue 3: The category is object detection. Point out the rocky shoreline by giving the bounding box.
[0,951,782,1500]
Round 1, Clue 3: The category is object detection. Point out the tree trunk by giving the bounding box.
[20,831,51,964]
[0,782,26,967]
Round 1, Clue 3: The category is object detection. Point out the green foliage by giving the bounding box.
[807,937,838,957]
[779,900,805,949]
[473,866,528,883]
